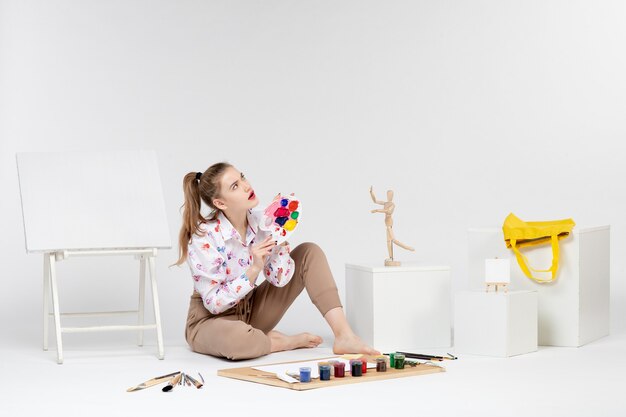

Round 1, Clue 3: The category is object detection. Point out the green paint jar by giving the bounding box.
[394,353,405,369]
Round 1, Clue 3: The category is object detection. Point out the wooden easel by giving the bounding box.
[485,282,509,293]
[42,248,164,364]
[17,150,171,364]
[484,258,510,293]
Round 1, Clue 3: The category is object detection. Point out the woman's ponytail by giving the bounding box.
[173,172,204,266]
[172,162,232,267]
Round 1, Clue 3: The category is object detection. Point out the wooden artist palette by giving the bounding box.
[217,356,445,391]
[260,193,301,244]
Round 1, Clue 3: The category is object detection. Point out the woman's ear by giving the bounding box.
[213,198,226,210]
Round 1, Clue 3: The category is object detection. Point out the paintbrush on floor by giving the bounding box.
[162,372,183,392]
[127,371,181,392]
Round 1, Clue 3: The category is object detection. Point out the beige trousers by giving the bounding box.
[185,242,343,360]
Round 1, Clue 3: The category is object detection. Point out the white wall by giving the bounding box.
[1,0,625,350]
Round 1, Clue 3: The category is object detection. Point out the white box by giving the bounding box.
[468,226,610,347]
[454,290,538,357]
[345,263,451,352]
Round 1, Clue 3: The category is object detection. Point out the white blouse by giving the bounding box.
[186,209,295,314]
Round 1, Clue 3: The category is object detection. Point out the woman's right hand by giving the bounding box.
[250,235,276,271]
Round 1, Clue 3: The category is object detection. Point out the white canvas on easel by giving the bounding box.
[16,150,171,363]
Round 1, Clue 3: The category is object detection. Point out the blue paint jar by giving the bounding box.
[319,365,331,381]
[299,367,311,383]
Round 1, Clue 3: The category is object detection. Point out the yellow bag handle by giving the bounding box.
[509,234,560,283]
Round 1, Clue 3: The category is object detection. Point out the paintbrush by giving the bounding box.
[127,371,181,392]
[248,372,299,384]
[185,373,204,389]
[393,352,458,361]
[162,372,183,392]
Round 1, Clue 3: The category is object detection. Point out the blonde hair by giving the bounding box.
[173,162,232,266]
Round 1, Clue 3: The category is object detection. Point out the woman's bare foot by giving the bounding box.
[333,332,380,355]
[268,330,323,353]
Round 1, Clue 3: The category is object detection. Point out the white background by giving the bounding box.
[1,0,625,353]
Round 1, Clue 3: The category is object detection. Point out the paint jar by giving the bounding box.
[376,358,387,372]
[317,361,330,374]
[350,360,362,377]
[319,365,331,381]
[299,367,311,383]
[333,362,345,378]
[389,352,396,368]
[360,358,368,374]
[394,353,405,369]
[327,360,338,376]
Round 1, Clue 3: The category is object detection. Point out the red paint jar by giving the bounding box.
[333,362,345,378]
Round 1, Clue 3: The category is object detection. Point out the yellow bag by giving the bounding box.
[502,213,576,283]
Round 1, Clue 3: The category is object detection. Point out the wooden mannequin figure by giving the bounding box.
[369,186,415,266]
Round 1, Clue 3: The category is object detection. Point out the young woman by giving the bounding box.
[174,162,379,360]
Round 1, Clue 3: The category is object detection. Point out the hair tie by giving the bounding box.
[195,172,202,181]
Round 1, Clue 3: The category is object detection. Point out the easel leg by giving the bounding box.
[148,256,164,360]
[137,257,146,347]
[48,253,63,364]
[43,254,50,351]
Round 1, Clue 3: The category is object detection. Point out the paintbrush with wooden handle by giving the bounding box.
[185,373,204,389]
[127,371,181,392]
[162,372,183,392]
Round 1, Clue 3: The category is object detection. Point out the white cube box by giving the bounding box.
[454,290,538,357]
[468,226,610,347]
[345,263,451,352]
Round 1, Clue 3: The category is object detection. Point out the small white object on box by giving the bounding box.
[345,263,451,352]
[485,258,510,292]
[468,226,610,347]
[454,290,538,357]
[485,258,510,283]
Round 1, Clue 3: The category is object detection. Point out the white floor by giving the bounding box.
[2,332,625,417]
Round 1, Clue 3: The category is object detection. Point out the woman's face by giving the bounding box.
[213,166,259,212]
